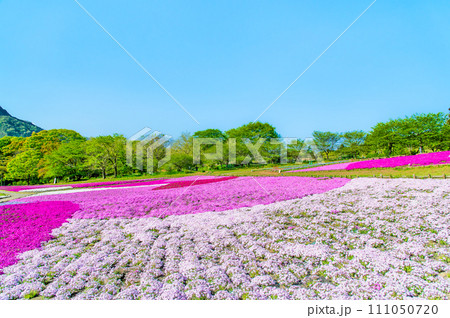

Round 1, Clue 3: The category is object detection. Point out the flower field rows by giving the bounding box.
[288,151,450,172]
[0,178,449,299]
[18,177,350,219]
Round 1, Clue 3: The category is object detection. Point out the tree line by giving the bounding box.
[0,112,448,185]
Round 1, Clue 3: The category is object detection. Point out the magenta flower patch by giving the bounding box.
[20,177,350,219]
[288,151,450,172]
[2,178,449,300]
[0,201,80,272]
[346,151,450,170]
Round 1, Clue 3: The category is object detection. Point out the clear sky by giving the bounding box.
[1,0,449,139]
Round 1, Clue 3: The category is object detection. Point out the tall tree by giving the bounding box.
[108,134,127,177]
[0,137,13,181]
[286,139,304,163]
[193,129,227,140]
[440,123,450,150]
[24,129,86,178]
[168,133,194,171]
[0,136,26,180]
[25,129,85,154]
[171,132,193,154]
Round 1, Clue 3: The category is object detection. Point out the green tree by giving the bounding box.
[25,129,85,154]
[366,113,447,156]
[171,132,193,155]
[226,122,280,165]
[169,152,194,171]
[86,137,111,179]
[440,123,450,150]
[400,113,447,153]
[44,141,88,181]
[0,137,13,181]
[24,129,86,178]
[193,129,228,168]
[365,120,402,156]
[6,149,40,184]
[287,139,305,163]
[340,131,366,158]
[0,136,26,180]
[108,134,127,177]
[193,129,227,140]
[168,133,194,171]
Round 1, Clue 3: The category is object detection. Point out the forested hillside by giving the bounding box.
[0,106,42,138]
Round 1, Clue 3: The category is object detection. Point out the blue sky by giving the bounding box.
[1,0,449,139]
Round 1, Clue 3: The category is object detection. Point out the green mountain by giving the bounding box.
[0,106,43,138]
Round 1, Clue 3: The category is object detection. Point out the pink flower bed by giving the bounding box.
[0,201,80,272]
[19,177,350,219]
[287,151,450,172]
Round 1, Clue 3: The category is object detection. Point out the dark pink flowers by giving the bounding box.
[346,151,450,170]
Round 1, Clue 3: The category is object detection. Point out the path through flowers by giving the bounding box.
[0,201,80,272]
